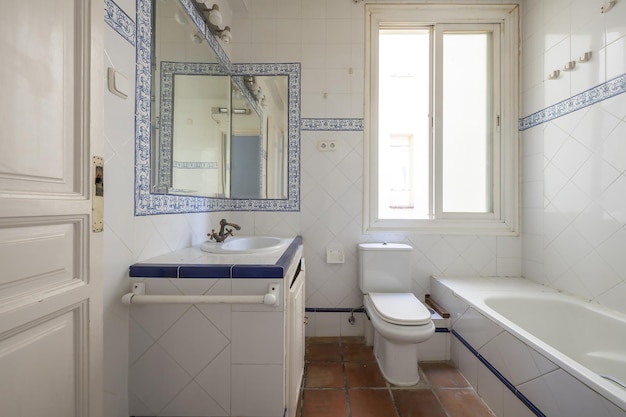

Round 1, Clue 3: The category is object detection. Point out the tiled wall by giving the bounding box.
[229,0,524,337]
[102,0,626,415]
[520,0,626,315]
[104,0,222,415]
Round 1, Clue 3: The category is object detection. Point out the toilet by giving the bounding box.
[358,242,435,386]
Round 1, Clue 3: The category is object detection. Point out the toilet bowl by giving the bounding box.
[358,242,435,386]
[364,292,435,385]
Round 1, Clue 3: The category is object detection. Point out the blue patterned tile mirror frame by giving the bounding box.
[134,0,301,215]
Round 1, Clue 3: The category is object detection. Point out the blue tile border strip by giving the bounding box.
[519,73,626,131]
[129,236,302,278]
[451,329,546,417]
[104,0,135,46]
[301,118,364,131]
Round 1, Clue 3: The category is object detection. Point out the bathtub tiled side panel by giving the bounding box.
[518,369,624,417]
[434,282,626,417]
[454,307,504,351]
[478,331,558,386]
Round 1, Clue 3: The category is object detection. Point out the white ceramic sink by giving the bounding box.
[200,236,284,254]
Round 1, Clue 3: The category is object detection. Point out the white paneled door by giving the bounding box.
[0,1,103,416]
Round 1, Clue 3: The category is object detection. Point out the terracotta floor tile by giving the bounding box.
[349,389,398,417]
[307,343,342,362]
[299,339,496,417]
[345,362,387,387]
[301,389,348,417]
[435,389,495,417]
[341,342,376,362]
[421,362,471,388]
[307,336,341,344]
[393,389,447,417]
[305,362,345,388]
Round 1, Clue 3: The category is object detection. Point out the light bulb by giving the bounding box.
[174,10,188,25]
[220,26,232,43]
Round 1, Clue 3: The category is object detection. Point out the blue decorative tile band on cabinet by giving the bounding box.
[519,73,626,131]
[301,118,364,131]
[104,0,135,46]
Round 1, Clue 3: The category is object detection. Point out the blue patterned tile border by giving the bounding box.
[104,0,135,45]
[519,73,626,131]
[301,118,364,131]
[173,161,218,169]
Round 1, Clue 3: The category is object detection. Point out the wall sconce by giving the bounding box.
[205,4,223,26]
[214,26,232,43]
[244,76,265,104]
[195,2,233,43]
[174,9,189,25]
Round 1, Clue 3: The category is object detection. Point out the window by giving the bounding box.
[365,5,519,235]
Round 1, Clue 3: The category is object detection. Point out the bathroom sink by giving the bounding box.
[200,236,284,254]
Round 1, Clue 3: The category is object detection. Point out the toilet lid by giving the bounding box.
[368,293,432,325]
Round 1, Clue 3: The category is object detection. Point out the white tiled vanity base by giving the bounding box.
[128,277,286,417]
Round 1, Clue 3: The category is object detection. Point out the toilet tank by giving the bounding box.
[358,243,412,293]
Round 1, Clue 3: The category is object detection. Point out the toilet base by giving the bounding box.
[373,331,420,386]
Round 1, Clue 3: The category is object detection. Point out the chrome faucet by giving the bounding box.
[208,218,241,242]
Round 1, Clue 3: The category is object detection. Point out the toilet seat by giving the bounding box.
[368,293,431,326]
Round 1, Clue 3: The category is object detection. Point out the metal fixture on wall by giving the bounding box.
[601,1,616,14]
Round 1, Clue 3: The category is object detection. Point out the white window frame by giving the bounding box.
[364,4,519,235]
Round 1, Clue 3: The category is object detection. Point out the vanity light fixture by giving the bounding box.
[196,2,233,43]
[213,107,250,115]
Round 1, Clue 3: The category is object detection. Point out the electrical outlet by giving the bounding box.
[318,140,337,151]
[318,141,329,151]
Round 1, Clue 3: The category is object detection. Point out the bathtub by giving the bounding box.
[431,276,626,417]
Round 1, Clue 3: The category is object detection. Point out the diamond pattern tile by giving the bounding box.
[158,307,229,376]
[129,344,191,414]
[524,87,626,308]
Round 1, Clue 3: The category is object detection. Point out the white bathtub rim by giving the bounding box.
[433,276,626,411]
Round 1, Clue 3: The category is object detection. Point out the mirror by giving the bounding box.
[134,0,300,215]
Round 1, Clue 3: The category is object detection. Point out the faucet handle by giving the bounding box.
[208,229,217,241]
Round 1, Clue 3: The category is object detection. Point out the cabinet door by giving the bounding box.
[286,261,305,417]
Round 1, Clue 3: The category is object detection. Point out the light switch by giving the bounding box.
[107,67,129,99]
[326,247,345,264]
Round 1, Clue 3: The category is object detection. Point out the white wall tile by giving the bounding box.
[231,365,284,417]
[231,311,285,364]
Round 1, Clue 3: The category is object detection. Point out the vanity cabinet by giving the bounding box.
[286,259,305,417]
[127,237,305,417]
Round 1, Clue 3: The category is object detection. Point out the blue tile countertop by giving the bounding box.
[129,236,302,279]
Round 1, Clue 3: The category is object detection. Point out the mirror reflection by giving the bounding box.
[149,0,292,203]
